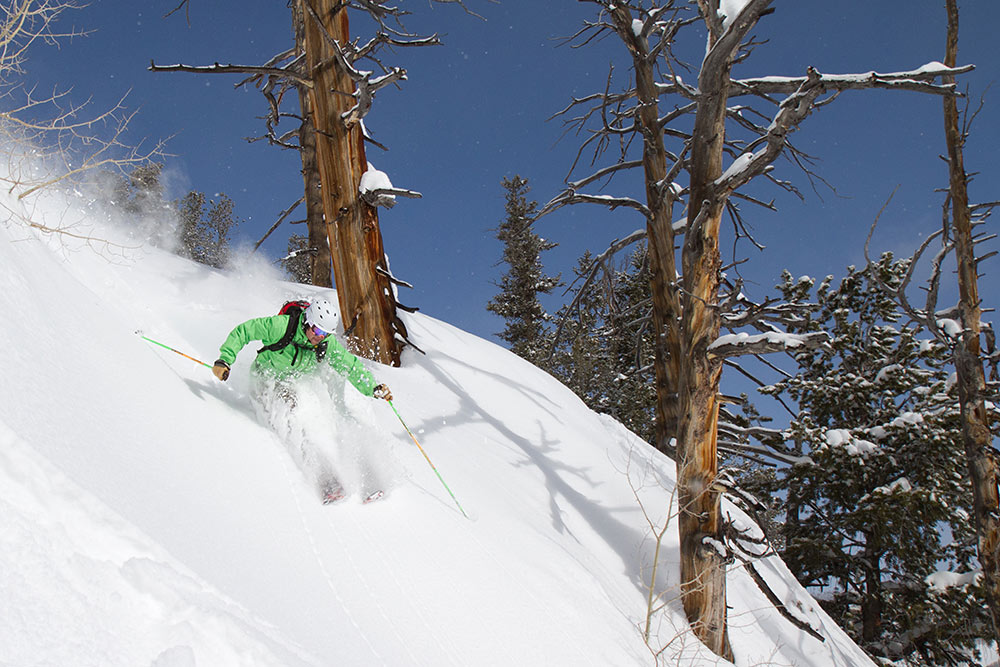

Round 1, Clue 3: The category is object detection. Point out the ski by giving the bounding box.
[322,486,347,505]
[362,490,385,504]
[321,488,383,506]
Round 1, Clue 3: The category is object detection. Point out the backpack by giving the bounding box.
[257,300,328,362]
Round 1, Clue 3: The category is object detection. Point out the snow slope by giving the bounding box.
[0,187,875,666]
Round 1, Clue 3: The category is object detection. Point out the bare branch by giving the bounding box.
[148,61,313,88]
[253,196,304,252]
[359,186,421,209]
[538,190,652,221]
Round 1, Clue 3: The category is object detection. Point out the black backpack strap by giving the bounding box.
[258,306,303,355]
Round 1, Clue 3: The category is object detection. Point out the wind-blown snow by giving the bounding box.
[0,182,876,666]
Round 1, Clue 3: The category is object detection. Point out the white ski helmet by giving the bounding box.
[304,298,340,334]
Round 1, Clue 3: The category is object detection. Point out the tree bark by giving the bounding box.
[301,0,401,365]
[861,535,883,645]
[664,1,754,658]
[292,0,332,288]
[610,3,732,658]
[943,0,1000,640]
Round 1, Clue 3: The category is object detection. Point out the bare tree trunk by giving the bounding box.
[610,3,731,658]
[551,0,967,658]
[677,152,730,657]
[299,104,333,287]
[606,6,682,453]
[301,0,401,365]
[292,0,332,288]
[943,0,1000,640]
[662,2,744,658]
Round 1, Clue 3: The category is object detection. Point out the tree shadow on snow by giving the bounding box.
[404,346,670,598]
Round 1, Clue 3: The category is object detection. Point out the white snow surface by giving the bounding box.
[359,162,394,196]
[718,0,752,29]
[709,330,810,351]
[0,185,876,666]
[823,430,877,458]
[715,150,757,185]
[926,569,981,593]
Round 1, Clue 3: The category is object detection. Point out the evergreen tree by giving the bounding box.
[89,163,174,246]
[547,245,657,444]
[548,252,615,407]
[487,176,560,364]
[598,246,657,443]
[177,191,240,269]
[749,255,987,665]
[123,163,167,220]
[281,234,313,284]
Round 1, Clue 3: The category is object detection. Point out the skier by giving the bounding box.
[211,297,392,503]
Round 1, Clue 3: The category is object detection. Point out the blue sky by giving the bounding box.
[24,1,1000,343]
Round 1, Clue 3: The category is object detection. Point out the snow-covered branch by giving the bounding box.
[359,164,421,209]
[341,66,407,128]
[730,62,975,99]
[708,330,829,360]
[360,186,422,209]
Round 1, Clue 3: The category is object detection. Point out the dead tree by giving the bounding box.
[864,0,1000,642]
[939,0,998,640]
[299,0,402,364]
[152,1,476,365]
[289,1,333,289]
[543,0,970,657]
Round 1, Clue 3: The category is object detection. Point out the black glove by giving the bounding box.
[213,359,231,381]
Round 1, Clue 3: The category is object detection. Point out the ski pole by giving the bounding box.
[387,400,469,519]
[136,331,213,369]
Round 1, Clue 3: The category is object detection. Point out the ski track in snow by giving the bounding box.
[318,510,414,667]
[463,526,601,666]
[347,509,466,667]
[272,442,386,665]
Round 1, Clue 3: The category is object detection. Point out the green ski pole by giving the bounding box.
[388,400,469,519]
[137,332,213,369]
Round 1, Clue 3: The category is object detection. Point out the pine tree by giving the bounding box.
[750,256,988,665]
[599,246,657,443]
[176,191,240,269]
[548,252,614,407]
[281,234,313,284]
[90,163,174,246]
[546,246,658,444]
[487,176,560,365]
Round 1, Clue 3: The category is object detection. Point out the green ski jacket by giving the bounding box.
[218,314,377,396]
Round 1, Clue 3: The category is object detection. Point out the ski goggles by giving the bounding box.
[309,323,332,339]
